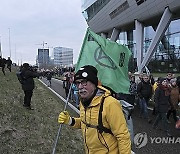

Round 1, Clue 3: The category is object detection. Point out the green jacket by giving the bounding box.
[72,86,131,154]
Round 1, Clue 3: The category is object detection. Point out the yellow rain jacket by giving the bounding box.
[153,82,158,92]
[72,86,131,154]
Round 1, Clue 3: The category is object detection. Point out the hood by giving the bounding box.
[88,86,111,107]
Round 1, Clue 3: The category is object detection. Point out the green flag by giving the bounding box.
[76,28,132,94]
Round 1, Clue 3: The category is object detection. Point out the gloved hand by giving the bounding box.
[58,111,71,125]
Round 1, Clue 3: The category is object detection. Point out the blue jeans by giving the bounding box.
[139,98,148,119]
[73,93,79,107]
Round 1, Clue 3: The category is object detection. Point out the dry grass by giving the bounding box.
[0,67,84,154]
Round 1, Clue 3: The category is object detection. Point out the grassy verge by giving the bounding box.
[0,67,84,154]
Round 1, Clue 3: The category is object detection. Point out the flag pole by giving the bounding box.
[52,83,73,154]
[145,66,150,75]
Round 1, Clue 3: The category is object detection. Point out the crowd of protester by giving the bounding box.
[14,62,180,134]
[61,70,80,108]
[129,72,180,135]
[2,57,179,153]
[35,66,80,108]
[57,68,180,134]
[57,68,180,132]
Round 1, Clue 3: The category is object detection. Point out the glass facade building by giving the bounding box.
[119,20,180,73]
[53,47,73,67]
[81,0,180,73]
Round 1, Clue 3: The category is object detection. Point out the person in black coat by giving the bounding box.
[63,73,71,98]
[152,78,172,137]
[0,56,6,75]
[137,74,153,122]
[46,71,52,87]
[21,63,41,110]
[6,57,12,72]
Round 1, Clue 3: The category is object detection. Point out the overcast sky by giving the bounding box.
[0,0,88,65]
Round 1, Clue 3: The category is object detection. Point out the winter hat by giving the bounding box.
[23,63,30,69]
[74,65,98,86]
[159,78,167,84]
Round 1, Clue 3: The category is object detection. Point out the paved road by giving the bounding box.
[41,77,180,154]
[41,77,66,98]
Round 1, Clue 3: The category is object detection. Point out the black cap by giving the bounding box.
[74,65,98,86]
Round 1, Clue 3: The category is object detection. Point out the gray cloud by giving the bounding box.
[0,0,87,65]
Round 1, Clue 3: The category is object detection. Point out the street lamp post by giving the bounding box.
[8,28,11,58]
[0,36,2,57]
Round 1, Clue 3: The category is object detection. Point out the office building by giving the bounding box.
[53,47,73,67]
[37,48,49,68]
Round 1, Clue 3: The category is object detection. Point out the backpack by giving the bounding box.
[82,96,134,142]
[16,71,26,84]
[119,99,134,142]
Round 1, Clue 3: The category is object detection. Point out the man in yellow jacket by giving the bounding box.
[58,65,131,154]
